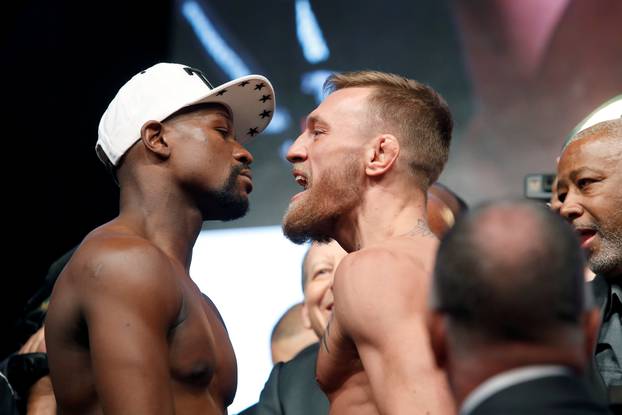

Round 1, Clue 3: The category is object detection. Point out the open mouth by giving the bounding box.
[291,170,309,201]
[575,228,597,248]
[294,172,308,189]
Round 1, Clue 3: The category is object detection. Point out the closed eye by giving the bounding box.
[311,129,326,138]
[313,268,332,279]
[215,127,232,138]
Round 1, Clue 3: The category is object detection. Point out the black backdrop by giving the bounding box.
[2,0,172,356]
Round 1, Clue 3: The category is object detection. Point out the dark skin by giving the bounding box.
[45,104,253,414]
[554,132,622,279]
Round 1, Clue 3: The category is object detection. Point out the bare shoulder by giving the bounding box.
[54,224,182,313]
[335,239,436,288]
[75,226,173,280]
[332,239,437,327]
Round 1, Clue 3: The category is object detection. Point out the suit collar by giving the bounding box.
[460,365,572,415]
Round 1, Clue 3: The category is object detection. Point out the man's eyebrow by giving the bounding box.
[307,114,327,126]
[569,167,604,179]
[214,109,233,121]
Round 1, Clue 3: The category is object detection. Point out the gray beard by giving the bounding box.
[588,227,622,277]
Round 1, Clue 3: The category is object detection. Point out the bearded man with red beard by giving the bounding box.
[554,118,622,406]
[281,71,455,415]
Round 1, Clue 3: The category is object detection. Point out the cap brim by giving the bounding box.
[193,75,275,143]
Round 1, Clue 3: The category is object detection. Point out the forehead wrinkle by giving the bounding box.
[559,137,621,176]
[562,132,621,159]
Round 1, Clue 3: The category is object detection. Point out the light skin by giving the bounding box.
[301,241,347,338]
[270,241,347,363]
[427,184,464,238]
[554,133,622,279]
[45,104,253,414]
[271,328,318,364]
[284,87,454,415]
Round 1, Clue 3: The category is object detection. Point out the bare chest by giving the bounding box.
[168,289,237,407]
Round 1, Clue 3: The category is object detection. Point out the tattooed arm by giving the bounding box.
[322,247,454,415]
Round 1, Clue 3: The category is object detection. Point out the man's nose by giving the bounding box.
[233,142,253,166]
[286,134,308,164]
[559,193,584,221]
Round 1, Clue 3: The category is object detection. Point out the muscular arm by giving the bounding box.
[47,239,183,414]
[332,249,454,415]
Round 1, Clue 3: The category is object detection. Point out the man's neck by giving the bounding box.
[332,184,428,252]
[449,342,585,407]
[118,182,204,271]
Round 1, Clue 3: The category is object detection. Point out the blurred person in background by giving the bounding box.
[427,200,610,415]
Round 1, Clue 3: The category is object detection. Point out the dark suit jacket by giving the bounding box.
[252,343,328,415]
[468,374,612,415]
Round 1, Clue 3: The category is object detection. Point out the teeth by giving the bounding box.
[295,175,307,188]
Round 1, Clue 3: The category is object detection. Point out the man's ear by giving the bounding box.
[582,307,601,359]
[365,134,399,177]
[140,120,171,160]
[301,303,312,330]
[426,310,448,369]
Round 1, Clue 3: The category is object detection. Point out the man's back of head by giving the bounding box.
[428,200,601,405]
[324,70,453,189]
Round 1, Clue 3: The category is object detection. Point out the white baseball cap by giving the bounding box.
[96,62,275,167]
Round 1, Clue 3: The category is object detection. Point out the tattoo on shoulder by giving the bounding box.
[405,219,434,238]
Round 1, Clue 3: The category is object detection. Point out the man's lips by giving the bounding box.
[290,190,307,202]
[239,169,252,180]
[575,227,597,248]
[291,169,309,201]
[238,171,253,192]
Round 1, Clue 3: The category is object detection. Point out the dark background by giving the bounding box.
[2,0,621,357]
[2,0,172,355]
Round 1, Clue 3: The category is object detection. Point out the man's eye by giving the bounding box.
[313,268,332,278]
[577,178,596,189]
[216,128,229,136]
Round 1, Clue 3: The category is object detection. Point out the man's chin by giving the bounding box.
[203,195,249,222]
[220,200,249,222]
[282,221,311,244]
[282,219,334,245]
